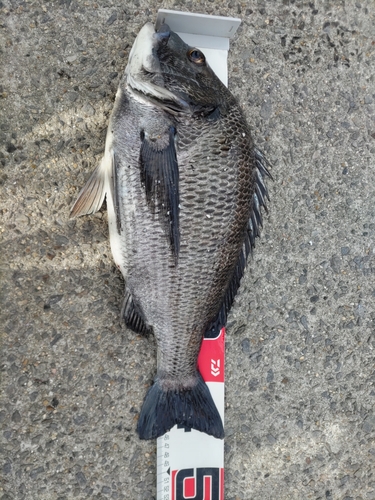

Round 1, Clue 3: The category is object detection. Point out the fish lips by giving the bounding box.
[127,22,160,74]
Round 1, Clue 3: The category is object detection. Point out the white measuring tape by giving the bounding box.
[156,327,225,500]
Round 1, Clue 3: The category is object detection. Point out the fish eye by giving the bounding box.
[187,48,206,65]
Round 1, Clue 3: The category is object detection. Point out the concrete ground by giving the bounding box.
[1,0,375,499]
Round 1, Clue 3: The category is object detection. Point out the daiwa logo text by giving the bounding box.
[171,467,223,500]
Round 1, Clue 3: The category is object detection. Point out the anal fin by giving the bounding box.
[121,288,153,336]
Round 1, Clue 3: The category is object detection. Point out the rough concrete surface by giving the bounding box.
[1,0,375,499]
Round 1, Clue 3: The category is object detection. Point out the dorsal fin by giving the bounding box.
[205,147,272,336]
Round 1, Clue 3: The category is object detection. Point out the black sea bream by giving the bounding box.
[71,22,271,439]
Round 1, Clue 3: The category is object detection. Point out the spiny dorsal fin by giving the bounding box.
[205,147,272,336]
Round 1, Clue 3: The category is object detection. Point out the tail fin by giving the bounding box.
[137,373,224,440]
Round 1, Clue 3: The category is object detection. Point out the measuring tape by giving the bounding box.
[156,327,225,500]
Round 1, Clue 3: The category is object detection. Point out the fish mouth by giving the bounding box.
[125,22,188,112]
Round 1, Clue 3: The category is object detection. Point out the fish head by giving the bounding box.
[125,22,225,114]
[155,24,225,112]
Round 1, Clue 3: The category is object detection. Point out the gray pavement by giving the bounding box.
[1,0,375,499]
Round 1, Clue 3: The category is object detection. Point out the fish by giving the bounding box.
[70,21,271,440]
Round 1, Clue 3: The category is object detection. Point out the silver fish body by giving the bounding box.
[71,22,271,439]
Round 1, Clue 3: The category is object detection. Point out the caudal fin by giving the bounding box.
[137,374,224,440]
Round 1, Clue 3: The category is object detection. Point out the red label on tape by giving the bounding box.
[197,328,225,383]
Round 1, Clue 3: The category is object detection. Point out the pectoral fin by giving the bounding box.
[139,126,180,259]
[70,153,112,217]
